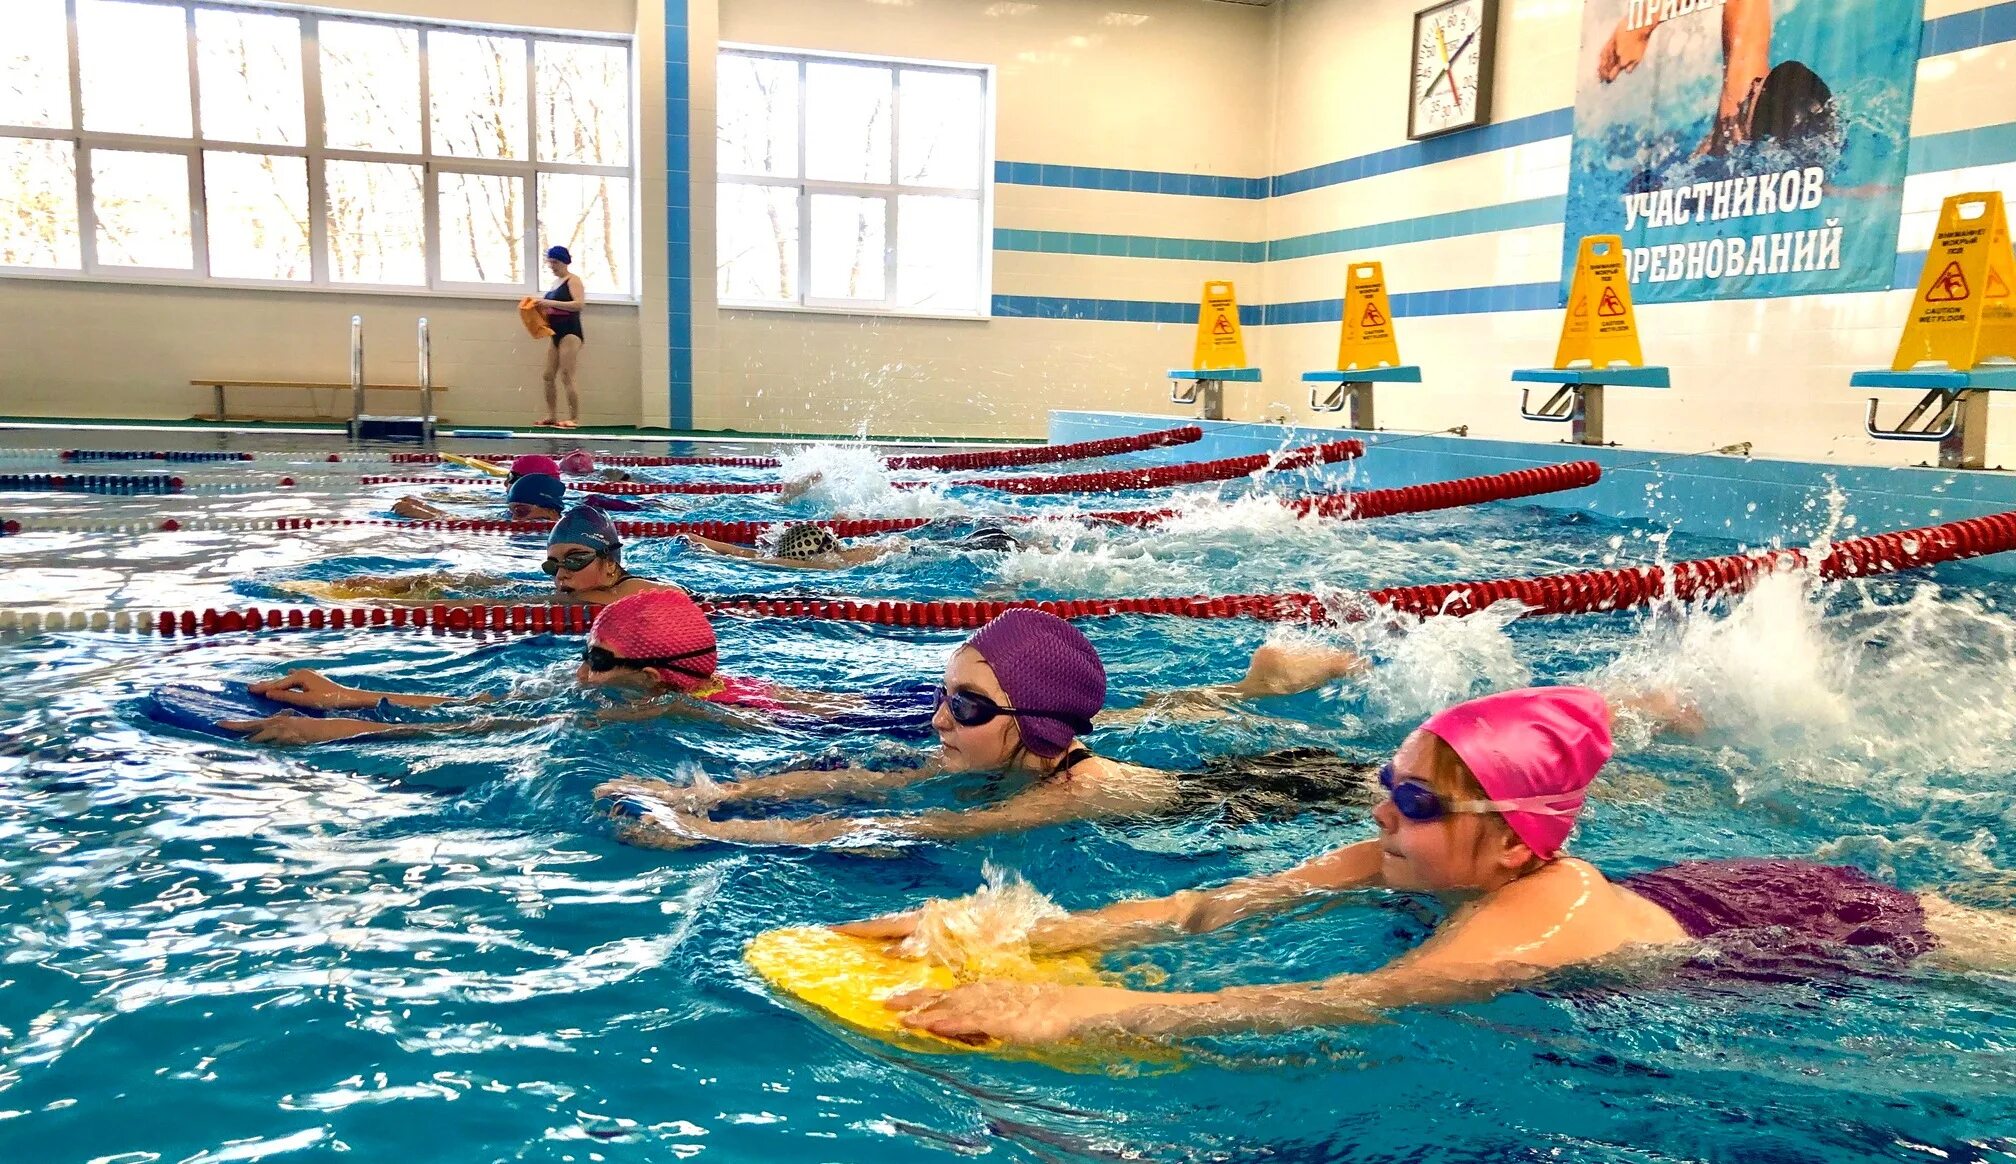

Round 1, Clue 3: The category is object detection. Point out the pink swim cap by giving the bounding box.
[559,449,596,475]
[510,454,562,481]
[589,589,717,692]
[1419,686,1611,860]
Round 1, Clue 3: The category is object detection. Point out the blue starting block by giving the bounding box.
[1853,363,2016,469]
[1167,367,1261,420]
[1300,366,1422,429]
[1510,364,1671,446]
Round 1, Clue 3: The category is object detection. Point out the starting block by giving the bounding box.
[1857,192,2016,469]
[1169,280,1258,420]
[1301,262,1421,429]
[1513,236,1668,446]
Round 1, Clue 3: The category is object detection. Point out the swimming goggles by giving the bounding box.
[510,502,552,521]
[582,642,714,678]
[542,549,602,575]
[935,686,1095,735]
[1377,763,1578,823]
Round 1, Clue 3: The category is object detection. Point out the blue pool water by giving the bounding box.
[3,434,2015,1161]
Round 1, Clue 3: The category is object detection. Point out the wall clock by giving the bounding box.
[1408,0,1497,140]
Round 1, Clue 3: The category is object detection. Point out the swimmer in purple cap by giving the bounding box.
[848,686,2015,1048]
[598,609,1385,850]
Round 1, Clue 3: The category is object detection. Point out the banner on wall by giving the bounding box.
[1560,0,1924,304]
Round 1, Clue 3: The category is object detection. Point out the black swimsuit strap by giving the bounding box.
[1049,747,1095,777]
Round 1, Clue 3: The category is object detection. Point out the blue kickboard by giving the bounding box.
[145,683,338,739]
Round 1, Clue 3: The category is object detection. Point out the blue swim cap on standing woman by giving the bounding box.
[964,609,1106,757]
[506,473,566,513]
[548,503,621,554]
[545,245,572,264]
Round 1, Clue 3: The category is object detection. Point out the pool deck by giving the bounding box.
[1052,411,2016,577]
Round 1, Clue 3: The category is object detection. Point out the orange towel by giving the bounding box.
[519,297,554,339]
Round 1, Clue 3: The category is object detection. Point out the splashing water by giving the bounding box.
[898,865,1099,984]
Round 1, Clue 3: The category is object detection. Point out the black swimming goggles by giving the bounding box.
[543,548,602,575]
[935,685,1094,735]
[1377,763,1576,824]
[582,641,714,679]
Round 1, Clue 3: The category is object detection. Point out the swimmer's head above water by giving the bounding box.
[934,608,1106,773]
[577,589,717,691]
[508,473,566,522]
[545,504,625,593]
[774,523,842,560]
[507,454,562,484]
[1374,686,1610,894]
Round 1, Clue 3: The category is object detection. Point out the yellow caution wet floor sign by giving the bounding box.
[1554,235,1646,369]
[1336,262,1404,370]
[1891,191,2016,371]
[1191,281,1249,370]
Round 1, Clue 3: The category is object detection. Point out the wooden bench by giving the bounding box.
[191,380,452,423]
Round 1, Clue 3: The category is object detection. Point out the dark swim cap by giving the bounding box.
[545,245,572,264]
[776,523,842,560]
[548,503,621,553]
[506,473,566,513]
[964,609,1106,758]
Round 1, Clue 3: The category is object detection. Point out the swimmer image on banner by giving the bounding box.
[1559,0,1922,304]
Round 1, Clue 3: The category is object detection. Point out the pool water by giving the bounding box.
[3,435,2015,1162]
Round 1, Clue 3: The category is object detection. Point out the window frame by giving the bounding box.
[716,41,995,321]
[0,0,639,303]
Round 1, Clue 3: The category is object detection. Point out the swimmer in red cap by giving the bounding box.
[597,610,1389,850]
[850,687,2013,1048]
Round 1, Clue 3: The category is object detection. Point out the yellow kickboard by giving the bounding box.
[744,926,1110,1057]
[441,453,507,477]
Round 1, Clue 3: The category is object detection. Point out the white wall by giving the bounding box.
[0,0,646,429]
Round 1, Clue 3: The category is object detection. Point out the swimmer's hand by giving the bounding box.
[392,496,447,521]
[250,669,379,711]
[830,911,920,942]
[889,982,1165,1046]
[608,811,706,851]
[593,776,723,812]
[220,713,390,745]
[1597,17,1653,83]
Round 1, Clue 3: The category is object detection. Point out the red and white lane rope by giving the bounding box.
[6,511,2009,637]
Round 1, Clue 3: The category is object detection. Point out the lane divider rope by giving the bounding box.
[0,461,1598,539]
[7,511,2007,636]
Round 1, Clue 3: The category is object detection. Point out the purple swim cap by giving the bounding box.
[965,609,1105,758]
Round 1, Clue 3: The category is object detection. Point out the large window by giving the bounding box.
[716,46,991,317]
[0,0,635,297]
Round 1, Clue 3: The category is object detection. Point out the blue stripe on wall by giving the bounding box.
[665,0,693,430]
[993,229,1264,263]
[994,2,2016,201]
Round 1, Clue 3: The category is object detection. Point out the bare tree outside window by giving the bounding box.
[716,47,988,315]
[0,3,633,296]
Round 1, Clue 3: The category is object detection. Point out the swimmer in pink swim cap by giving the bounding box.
[841,687,2016,1048]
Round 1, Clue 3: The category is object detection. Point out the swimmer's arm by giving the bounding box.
[1031,840,1386,953]
[683,534,765,559]
[710,762,944,805]
[839,840,1385,948]
[251,670,458,711]
[661,783,1087,847]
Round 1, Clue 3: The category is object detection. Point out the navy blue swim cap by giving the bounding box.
[506,472,566,512]
[549,503,621,553]
[545,245,572,264]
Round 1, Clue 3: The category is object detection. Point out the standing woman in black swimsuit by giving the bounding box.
[538,245,586,429]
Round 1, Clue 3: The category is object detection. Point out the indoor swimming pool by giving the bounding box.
[3,429,2015,1162]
